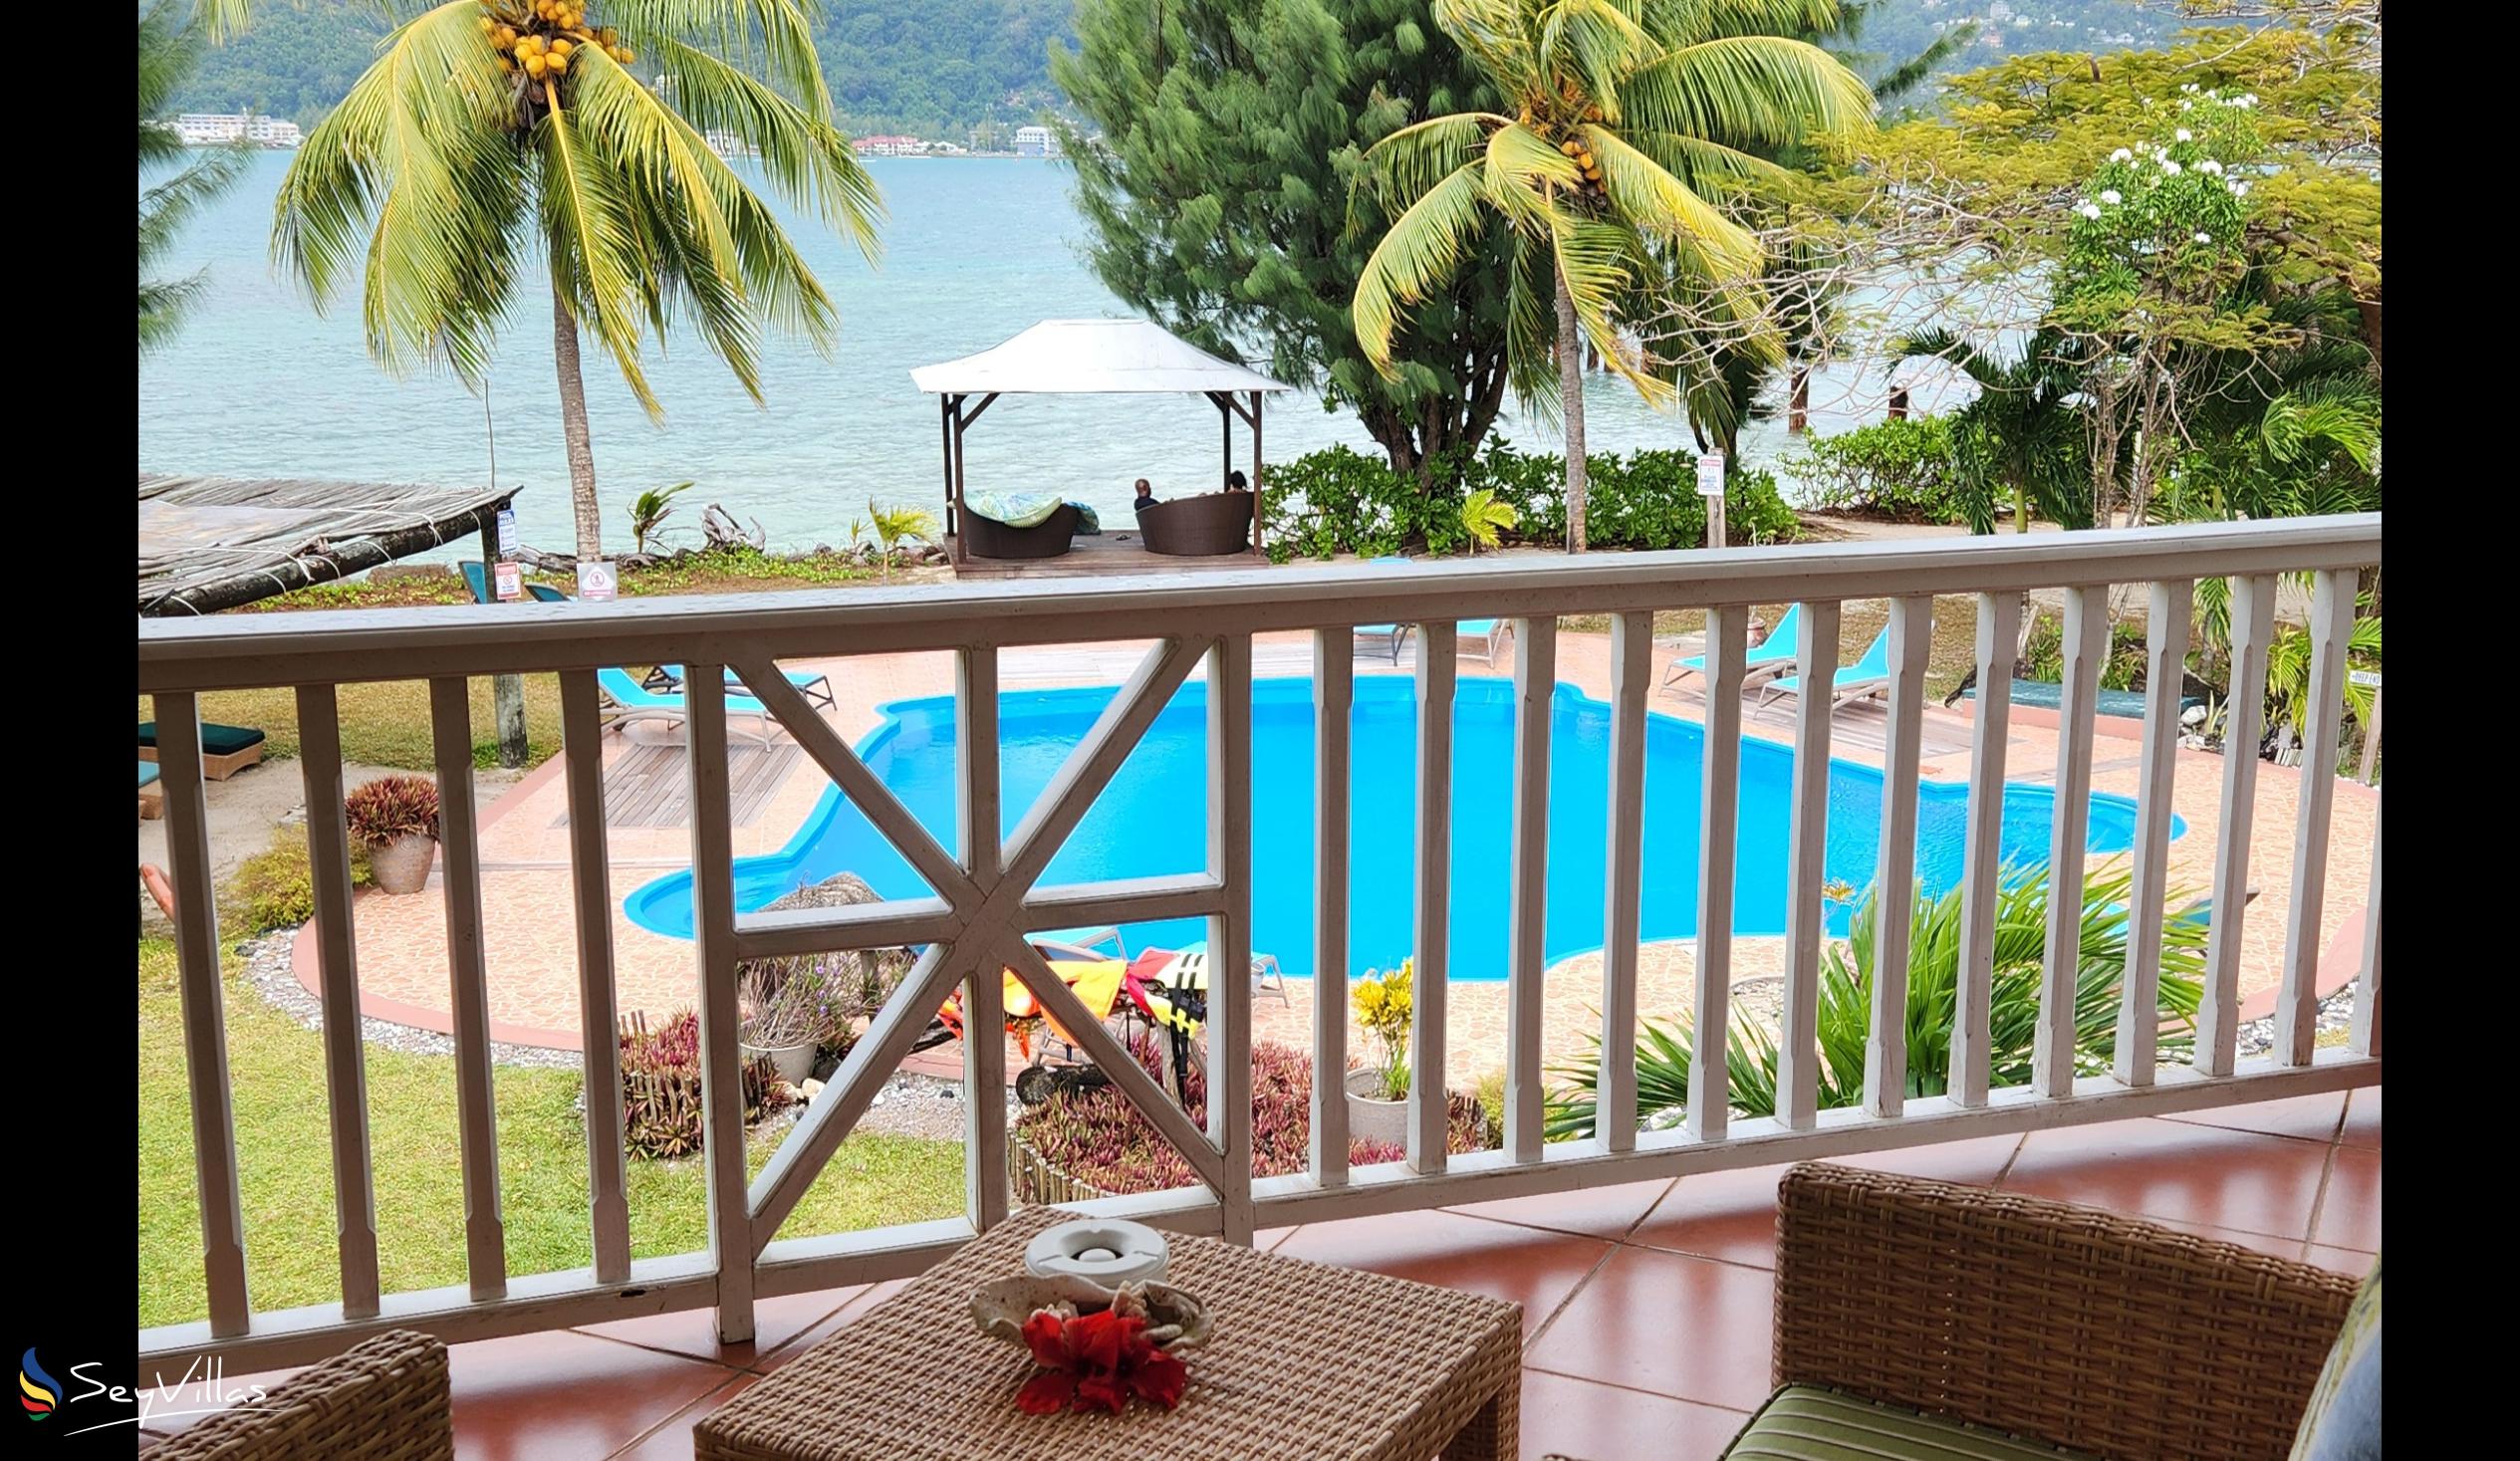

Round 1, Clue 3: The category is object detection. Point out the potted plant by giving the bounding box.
[737,960,834,1085]
[1346,961,1413,1148]
[344,776,440,895]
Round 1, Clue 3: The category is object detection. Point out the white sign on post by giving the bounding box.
[496,507,519,556]
[493,562,522,602]
[1696,453,1726,497]
[577,561,618,603]
[2348,669,2382,689]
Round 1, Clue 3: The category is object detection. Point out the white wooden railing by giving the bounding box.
[135,515,2383,1372]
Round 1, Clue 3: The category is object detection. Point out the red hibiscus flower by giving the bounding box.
[1011,1306,1189,1417]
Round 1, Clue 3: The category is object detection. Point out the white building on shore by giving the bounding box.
[1014,124,1061,158]
[173,113,303,148]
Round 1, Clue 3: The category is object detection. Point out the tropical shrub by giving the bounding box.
[1784,417,1972,525]
[224,828,374,935]
[1546,861,2206,1138]
[619,1009,794,1160]
[1015,1035,1482,1195]
[2019,610,2157,692]
[1352,962,1413,1100]
[1262,440,1798,561]
[344,775,440,845]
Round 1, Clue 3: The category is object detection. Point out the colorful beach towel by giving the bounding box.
[963,489,1066,529]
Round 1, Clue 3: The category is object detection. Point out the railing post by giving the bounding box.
[683,667,755,1343]
[2115,581,2191,1086]
[1207,634,1256,1242]
[156,691,252,1338]
[2276,570,2357,1067]
[1408,621,1456,1174]
[2197,575,2276,1076]
[2033,588,2110,1097]
[958,647,1009,1234]
[429,677,508,1300]
[2350,795,2381,1058]
[1599,611,1651,1150]
[1778,602,1841,1130]
[1506,617,1557,1162]
[1310,629,1354,1187]
[558,671,631,1284]
[1687,607,1746,1142]
[1950,593,2019,1108]
[1864,597,1933,1118]
[296,684,380,1318]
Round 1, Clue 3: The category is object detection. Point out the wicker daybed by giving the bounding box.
[961,501,1081,560]
[1137,490,1253,556]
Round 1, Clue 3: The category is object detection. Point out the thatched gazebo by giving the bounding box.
[138,472,519,616]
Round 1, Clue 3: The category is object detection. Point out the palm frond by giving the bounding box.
[1624,35,1873,153]
[1579,122,1760,275]
[1353,161,1493,373]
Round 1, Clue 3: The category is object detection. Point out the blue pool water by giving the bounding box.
[624,677,2178,978]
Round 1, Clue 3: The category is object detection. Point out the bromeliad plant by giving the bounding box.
[1352,961,1415,1101]
[618,1009,792,1160]
[1547,860,2207,1138]
[343,775,441,846]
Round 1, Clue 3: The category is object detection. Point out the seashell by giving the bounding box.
[970,1276,1213,1353]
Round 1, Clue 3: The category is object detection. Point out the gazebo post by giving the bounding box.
[1217,392,1233,490]
[938,394,957,551]
[949,393,969,568]
[1251,388,1265,556]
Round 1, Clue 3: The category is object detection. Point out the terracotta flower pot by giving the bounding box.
[366,834,437,895]
[1344,1067,1408,1150]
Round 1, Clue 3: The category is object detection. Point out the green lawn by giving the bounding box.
[139,938,965,1328]
[138,675,570,772]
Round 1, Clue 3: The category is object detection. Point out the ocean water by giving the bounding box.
[624,677,2170,978]
[136,152,1966,555]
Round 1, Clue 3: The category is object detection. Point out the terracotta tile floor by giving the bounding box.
[137,1090,2380,1460]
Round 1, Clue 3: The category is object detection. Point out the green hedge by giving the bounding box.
[1262,439,1800,561]
[1782,416,1973,525]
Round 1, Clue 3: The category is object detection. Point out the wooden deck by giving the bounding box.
[948,530,1264,579]
[552,742,802,830]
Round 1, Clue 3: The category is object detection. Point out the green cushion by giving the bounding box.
[136,721,267,756]
[2290,1253,2381,1460]
[1721,1386,2099,1461]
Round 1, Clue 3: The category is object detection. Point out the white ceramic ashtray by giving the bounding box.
[1024,1218,1169,1290]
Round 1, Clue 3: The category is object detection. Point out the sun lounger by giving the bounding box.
[1758,622,1896,711]
[459,560,569,604]
[138,761,163,821]
[137,721,267,780]
[1458,618,1511,666]
[1172,938,1292,1005]
[1666,603,1804,689]
[1354,557,1418,662]
[595,667,776,744]
[651,663,837,712]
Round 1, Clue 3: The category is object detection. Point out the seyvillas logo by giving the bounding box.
[19,1349,60,1420]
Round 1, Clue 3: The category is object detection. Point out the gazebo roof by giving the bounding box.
[910,318,1291,396]
[138,472,516,616]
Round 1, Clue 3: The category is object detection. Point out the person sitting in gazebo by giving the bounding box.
[1133,478,1158,514]
[1225,470,1250,494]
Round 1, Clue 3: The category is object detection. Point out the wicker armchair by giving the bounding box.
[150,1329,453,1461]
[1136,491,1253,556]
[1546,1162,2359,1461]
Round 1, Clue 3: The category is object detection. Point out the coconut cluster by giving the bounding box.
[1516,93,1611,200]
[480,0,633,80]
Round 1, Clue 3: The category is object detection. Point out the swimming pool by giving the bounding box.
[624,676,2178,978]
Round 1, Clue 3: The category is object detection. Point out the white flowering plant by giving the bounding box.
[2058,90,2263,320]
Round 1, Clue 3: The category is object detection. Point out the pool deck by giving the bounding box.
[302,624,2377,1078]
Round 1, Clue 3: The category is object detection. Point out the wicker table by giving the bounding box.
[695,1207,1521,1460]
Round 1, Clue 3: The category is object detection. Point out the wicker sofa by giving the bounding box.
[961,501,1081,560]
[1554,1162,2360,1461]
[1137,490,1253,556]
[151,1328,452,1460]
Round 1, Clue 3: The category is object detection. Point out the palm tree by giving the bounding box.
[274,0,882,562]
[1351,0,1871,551]
[1895,327,2086,534]
[139,3,252,353]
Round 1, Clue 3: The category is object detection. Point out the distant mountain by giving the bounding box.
[178,1,2172,137]
[178,0,1077,139]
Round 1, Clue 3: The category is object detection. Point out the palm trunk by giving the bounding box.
[552,284,603,563]
[1555,262,1588,554]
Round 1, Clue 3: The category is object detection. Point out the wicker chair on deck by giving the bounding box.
[149,1329,453,1461]
[1550,1162,2360,1461]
